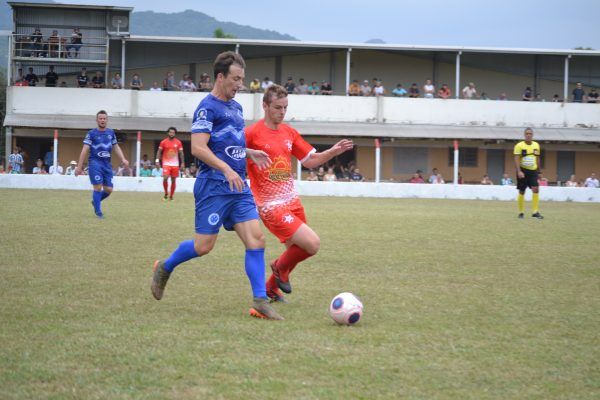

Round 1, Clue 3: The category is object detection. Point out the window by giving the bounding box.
[448,147,478,167]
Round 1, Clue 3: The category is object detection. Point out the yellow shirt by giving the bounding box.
[513,140,540,171]
[249,81,260,91]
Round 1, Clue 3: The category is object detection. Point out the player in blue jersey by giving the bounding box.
[75,110,129,218]
[151,51,283,320]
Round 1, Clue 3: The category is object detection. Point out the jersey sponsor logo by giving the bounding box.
[266,156,291,182]
[94,175,101,181]
[97,151,111,158]
[225,146,246,161]
[208,213,220,226]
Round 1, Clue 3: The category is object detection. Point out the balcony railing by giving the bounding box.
[10,34,108,62]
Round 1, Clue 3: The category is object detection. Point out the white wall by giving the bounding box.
[1,175,598,203]
[7,87,600,129]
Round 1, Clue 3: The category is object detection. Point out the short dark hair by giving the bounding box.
[167,126,177,133]
[213,51,246,80]
[96,110,107,117]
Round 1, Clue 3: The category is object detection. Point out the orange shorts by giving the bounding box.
[163,165,179,178]
[259,199,307,243]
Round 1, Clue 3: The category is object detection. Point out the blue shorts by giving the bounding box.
[194,178,259,234]
[88,162,113,187]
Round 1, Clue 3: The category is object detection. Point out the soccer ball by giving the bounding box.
[329,292,363,325]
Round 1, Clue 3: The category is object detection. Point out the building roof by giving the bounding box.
[8,1,133,12]
[5,114,600,143]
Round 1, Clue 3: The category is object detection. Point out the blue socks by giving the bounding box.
[101,191,110,201]
[164,240,199,272]
[245,248,267,299]
[92,190,103,215]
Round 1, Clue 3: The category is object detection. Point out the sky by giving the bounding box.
[57,0,599,50]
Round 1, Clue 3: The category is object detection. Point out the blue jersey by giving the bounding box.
[191,94,246,181]
[84,128,117,164]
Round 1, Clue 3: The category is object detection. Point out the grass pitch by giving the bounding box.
[0,188,598,399]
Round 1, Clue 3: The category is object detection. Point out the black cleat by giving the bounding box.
[532,212,544,219]
[270,260,292,294]
[518,213,524,219]
[267,287,288,304]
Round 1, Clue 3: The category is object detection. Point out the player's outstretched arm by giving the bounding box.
[192,133,245,192]
[303,139,354,169]
[246,148,272,170]
[114,144,129,167]
[75,144,90,176]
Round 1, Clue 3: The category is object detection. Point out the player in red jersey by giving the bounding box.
[246,85,354,302]
[156,127,185,201]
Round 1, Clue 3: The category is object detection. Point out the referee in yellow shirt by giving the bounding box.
[513,127,544,219]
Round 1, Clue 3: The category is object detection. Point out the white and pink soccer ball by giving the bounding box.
[329,292,363,325]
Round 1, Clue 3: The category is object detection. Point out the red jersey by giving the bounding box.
[159,138,183,167]
[246,120,315,208]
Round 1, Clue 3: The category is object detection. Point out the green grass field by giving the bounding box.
[0,189,599,399]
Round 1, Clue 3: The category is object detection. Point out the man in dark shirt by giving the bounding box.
[284,77,296,94]
[320,81,333,95]
[587,88,598,103]
[25,67,39,86]
[572,82,585,103]
[92,71,105,88]
[77,68,88,88]
[45,65,58,87]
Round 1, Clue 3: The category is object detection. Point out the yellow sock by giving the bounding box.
[532,192,539,213]
[518,193,525,213]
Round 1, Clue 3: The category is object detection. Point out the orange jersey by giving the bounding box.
[246,120,315,208]
[159,138,183,167]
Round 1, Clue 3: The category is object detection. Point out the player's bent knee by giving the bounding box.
[305,237,320,255]
[194,240,215,256]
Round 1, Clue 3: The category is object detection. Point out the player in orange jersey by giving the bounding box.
[246,85,354,302]
[156,127,185,200]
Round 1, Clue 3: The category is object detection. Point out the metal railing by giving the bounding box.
[10,34,108,62]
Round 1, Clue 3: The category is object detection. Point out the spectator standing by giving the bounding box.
[587,88,598,103]
[44,146,54,170]
[501,173,513,185]
[261,77,274,92]
[130,74,143,90]
[462,82,477,99]
[92,71,105,88]
[572,82,585,103]
[25,67,39,86]
[348,79,361,96]
[360,80,372,96]
[294,78,309,94]
[307,81,320,95]
[8,148,24,174]
[432,173,445,184]
[141,154,152,169]
[392,84,407,97]
[45,65,58,87]
[162,71,178,91]
[408,83,420,98]
[178,74,188,89]
[320,81,333,95]
[66,27,82,58]
[437,83,451,99]
[284,77,296,94]
[316,166,325,180]
[423,79,435,98]
[564,174,578,187]
[249,78,260,93]
[111,73,123,89]
[77,68,88,88]
[373,80,386,96]
[522,86,533,101]
[181,76,197,91]
[65,160,78,175]
[584,173,599,188]
[428,168,439,183]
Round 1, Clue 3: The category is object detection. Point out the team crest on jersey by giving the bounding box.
[197,108,207,120]
[284,140,292,152]
[266,156,291,182]
[282,214,294,224]
[208,213,220,225]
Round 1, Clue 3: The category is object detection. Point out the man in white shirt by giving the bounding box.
[462,82,477,99]
[584,173,599,188]
[423,79,435,98]
[49,164,64,174]
[261,77,274,92]
[65,160,77,175]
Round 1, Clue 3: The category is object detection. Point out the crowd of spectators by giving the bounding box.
[15,27,84,59]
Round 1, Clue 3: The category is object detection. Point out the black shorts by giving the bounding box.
[517,168,538,191]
